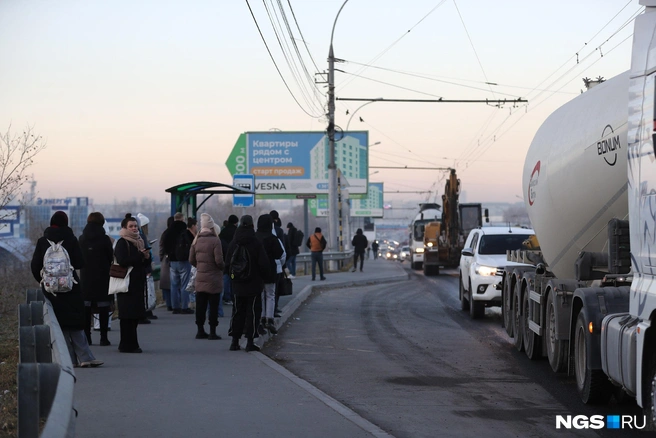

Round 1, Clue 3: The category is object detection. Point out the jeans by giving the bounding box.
[162,288,171,309]
[170,261,191,310]
[222,274,233,302]
[262,283,276,319]
[287,254,297,276]
[63,329,96,365]
[311,251,324,279]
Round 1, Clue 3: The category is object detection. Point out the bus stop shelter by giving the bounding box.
[165,181,255,218]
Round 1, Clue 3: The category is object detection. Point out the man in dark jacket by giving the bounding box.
[31,211,102,367]
[79,211,114,346]
[163,212,194,314]
[219,214,239,305]
[351,228,369,272]
[225,215,272,352]
[255,214,284,335]
[286,222,300,278]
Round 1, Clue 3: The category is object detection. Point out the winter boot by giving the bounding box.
[266,318,278,335]
[257,318,268,336]
[245,338,260,352]
[195,324,209,339]
[230,337,241,351]
[99,310,111,346]
[208,325,221,340]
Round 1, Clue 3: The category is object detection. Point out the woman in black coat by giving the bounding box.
[31,211,102,367]
[79,212,114,346]
[225,215,272,352]
[114,214,150,353]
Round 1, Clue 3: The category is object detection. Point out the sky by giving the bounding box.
[0,0,638,208]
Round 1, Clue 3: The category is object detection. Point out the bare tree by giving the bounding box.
[0,125,46,215]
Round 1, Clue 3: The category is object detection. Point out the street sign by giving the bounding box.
[225,131,369,196]
[233,174,255,208]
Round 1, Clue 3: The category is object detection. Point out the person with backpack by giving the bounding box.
[306,227,327,281]
[225,215,272,352]
[79,212,114,346]
[31,211,103,367]
[351,228,369,272]
[286,222,302,279]
[163,213,194,314]
[114,214,151,353]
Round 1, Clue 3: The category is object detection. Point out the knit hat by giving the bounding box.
[137,213,150,227]
[228,214,239,225]
[50,211,69,227]
[200,213,215,231]
[240,215,254,227]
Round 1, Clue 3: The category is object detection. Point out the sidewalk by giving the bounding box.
[74,258,408,437]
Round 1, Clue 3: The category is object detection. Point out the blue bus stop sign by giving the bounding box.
[233,174,255,207]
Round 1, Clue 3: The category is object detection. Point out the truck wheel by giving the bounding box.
[459,276,470,311]
[522,288,541,360]
[545,291,568,372]
[513,283,524,352]
[503,277,514,338]
[574,310,611,404]
[643,352,656,430]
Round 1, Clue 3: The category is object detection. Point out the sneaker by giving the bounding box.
[147,314,159,320]
[181,308,195,314]
[257,323,268,336]
[167,306,174,311]
[99,339,111,346]
[288,275,295,279]
[230,343,241,351]
[245,342,260,352]
[320,277,327,281]
[79,360,104,368]
[266,318,278,335]
[139,318,151,324]
[223,300,233,305]
[172,309,181,314]
[352,269,357,272]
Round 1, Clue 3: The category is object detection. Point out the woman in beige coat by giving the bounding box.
[189,213,225,340]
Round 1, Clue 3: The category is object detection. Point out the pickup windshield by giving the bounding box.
[478,234,533,255]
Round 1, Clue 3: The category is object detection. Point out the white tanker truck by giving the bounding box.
[498,1,656,424]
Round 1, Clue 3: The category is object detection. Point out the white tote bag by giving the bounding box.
[108,266,133,294]
[146,275,156,311]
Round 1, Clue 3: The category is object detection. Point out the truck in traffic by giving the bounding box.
[421,169,483,275]
[496,2,656,425]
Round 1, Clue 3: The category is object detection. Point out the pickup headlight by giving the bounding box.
[426,242,433,247]
[474,264,497,276]
[415,248,424,253]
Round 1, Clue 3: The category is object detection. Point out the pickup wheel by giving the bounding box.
[469,279,484,319]
[545,291,568,372]
[513,282,524,352]
[502,276,514,338]
[522,287,541,360]
[459,275,469,311]
[574,310,611,404]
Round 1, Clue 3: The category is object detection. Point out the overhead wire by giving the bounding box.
[274,0,325,106]
[263,0,324,116]
[244,0,322,118]
[286,0,323,75]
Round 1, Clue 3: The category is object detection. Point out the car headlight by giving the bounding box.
[474,264,497,276]
[415,248,424,253]
[426,242,433,247]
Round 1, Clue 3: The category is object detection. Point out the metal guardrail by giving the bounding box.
[295,250,354,273]
[18,289,76,438]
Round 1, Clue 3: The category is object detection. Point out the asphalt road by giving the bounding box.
[263,264,646,438]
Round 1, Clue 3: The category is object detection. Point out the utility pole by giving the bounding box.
[327,0,349,254]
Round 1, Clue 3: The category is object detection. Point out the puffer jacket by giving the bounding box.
[189,230,224,294]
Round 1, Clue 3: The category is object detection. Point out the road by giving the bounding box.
[263,264,645,438]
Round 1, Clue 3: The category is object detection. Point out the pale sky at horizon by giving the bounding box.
[0,0,637,208]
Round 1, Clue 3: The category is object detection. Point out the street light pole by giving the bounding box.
[345,99,382,132]
[327,0,349,253]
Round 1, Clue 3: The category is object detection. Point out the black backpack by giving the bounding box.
[293,230,304,247]
[230,244,251,282]
[175,231,192,261]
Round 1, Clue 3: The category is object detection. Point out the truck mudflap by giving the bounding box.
[573,286,631,370]
[601,313,637,396]
[547,278,584,341]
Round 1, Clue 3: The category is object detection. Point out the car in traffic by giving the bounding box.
[459,226,535,319]
[398,246,411,262]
